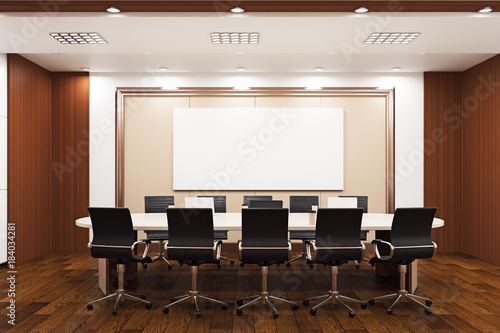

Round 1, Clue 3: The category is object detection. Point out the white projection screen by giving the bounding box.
[173,108,344,190]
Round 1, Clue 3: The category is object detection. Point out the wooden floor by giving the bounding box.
[1,251,499,333]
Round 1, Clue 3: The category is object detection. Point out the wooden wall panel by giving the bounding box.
[462,55,500,265]
[51,72,89,253]
[7,54,53,264]
[424,72,463,253]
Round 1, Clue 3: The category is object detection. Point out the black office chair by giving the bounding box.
[339,195,369,269]
[143,196,174,269]
[86,207,153,315]
[162,208,228,317]
[198,195,235,266]
[236,208,299,318]
[248,200,283,208]
[242,195,273,207]
[368,207,438,315]
[286,195,318,267]
[303,208,367,317]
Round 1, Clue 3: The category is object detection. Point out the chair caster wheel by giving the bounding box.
[386,308,393,315]
[368,299,375,306]
[349,310,356,318]
[146,303,152,309]
[196,311,202,318]
[310,308,317,316]
[217,263,222,269]
[273,311,279,318]
[142,263,148,269]
[162,307,169,314]
[310,264,314,269]
[286,262,291,267]
[139,295,146,300]
[239,262,244,267]
[112,309,118,316]
[236,299,243,306]
[87,304,93,311]
[361,303,367,309]
[303,300,309,306]
[222,304,228,311]
[171,298,177,303]
[230,260,235,265]
[356,265,360,269]
[426,300,433,307]
[424,308,432,315]
[292,304,298,310]
[236,308,243,315]
[168,265,173,270]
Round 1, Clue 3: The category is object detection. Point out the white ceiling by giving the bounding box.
[0,11,499,73]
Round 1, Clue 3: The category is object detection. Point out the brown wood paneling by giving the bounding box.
[462,55,500,265]
[423,72,463,253]
[0,1,497,12]
[7,54,53,264]
[51,72,89,253]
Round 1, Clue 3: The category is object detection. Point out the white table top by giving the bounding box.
[76,212,444,231]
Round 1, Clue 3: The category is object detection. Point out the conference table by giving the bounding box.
[76,212,444,294]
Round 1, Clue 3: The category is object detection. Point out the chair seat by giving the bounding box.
[145,230,169,240]
[369,256,415,266]
[214,230,228,240]
[289,230,315,240]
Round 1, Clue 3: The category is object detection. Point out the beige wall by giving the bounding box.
[124,95,387,241]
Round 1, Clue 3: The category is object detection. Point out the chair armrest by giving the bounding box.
[310,242,366,261]
[87,240,151,261]
[371,239,394,261]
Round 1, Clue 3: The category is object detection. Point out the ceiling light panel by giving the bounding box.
[211,32,259,44]
[364,32,420,44]
[50,33,107,44]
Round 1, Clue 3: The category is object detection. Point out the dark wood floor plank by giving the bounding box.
[2,251,500,333]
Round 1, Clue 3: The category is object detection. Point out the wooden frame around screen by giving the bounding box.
[115,87,395,213]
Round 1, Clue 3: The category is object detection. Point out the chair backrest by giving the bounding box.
[243,195,273,206]
[87,207,135,259]
[145,196,174,213]
[315,208,364,263]
[166,208,215,247]
[390,208,437,248]
[339,195,368,213]
[185,197,215,212]
[198,195,226,213]
[327,197,357,208]
[249,200,283,209]
[241,208,289,265]
[290,195,319,213]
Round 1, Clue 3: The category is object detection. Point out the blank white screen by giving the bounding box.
[173,108,343,190]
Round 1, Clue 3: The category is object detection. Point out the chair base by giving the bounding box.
[162,266,228,317]
[286,241,313,267]
[236,266,298,318]
[219,256,235,265]
[368,290,433,315]
[304,290,366,317]
[368,264,433,315]
[87,264,152,315]
[146,240,173,269]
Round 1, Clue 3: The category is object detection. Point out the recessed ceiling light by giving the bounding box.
[106,6,121,13]
[355,7,369,13]
[479,6,492,13]
[236,67,246,71]
[158,67,168,71]
[231,7,245,13]
[420,52,428,55]
[211,32,259,44]
[80,67,89,71]
[328,52,336,55]
[392,67,402,71]
[50,32,107,44]
[314,67,324,71]
[364,32,420,44]
[51,52,60,55]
